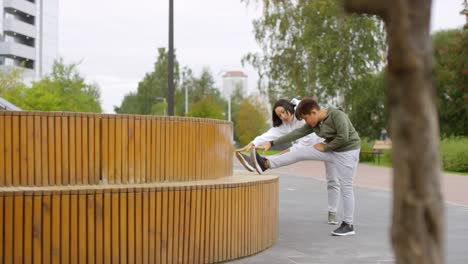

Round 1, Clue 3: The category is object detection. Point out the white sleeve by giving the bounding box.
[251,125,288,146]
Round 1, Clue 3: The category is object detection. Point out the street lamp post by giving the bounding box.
[168,0,174,116]
[227,95,231,122]
[185,83,188,115]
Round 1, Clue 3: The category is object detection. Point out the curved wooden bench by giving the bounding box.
[0,111,233,186]
[0,174,278,263]
[0,111,279,263]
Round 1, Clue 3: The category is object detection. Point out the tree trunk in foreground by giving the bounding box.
[343,0,444,263]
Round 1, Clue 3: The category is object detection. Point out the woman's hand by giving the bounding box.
[236,142,254,152]
[255,142,272,152]
[314,143,325,152]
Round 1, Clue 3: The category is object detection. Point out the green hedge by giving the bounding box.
[440,137,468,172]
[360,137,468,173]
[359,138,375,162]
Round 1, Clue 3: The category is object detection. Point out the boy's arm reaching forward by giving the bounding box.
[273,124,315,146]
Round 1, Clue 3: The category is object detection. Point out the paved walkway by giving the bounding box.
[267,160,468,206]
[231,158,468,263]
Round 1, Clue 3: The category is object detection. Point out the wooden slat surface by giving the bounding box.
[32,195,42,263]
[0,177,278,264]
[119,192,127,263]
[61,116,69,185]
[5,115,13,186]
[24,196,33,263]
[108,117,115,185]
[75,116,82,185]
[87,194,95,264]
[4,196,13,263]
[61,194,70,264]
[0,111,281,264]
[88,116,95,184]
[12,115,20,186]
[127,192,135,264]
[40,116,48,186]
[78,194,87,264]
[142,190,149,264]
[51,194,62,263]
[54,116,62,186]
[0,114,5,186]
[70,194,78,264]
[69,116,76,185]
[20,115,28,186]
[82,116,89,185]
[47,117,55,186]
[95,192,103,264]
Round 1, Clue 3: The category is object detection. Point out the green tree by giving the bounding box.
[0,68,28,107]
[115,48,180,115]
[242,0,386,105]
[234,98,268,146]
[346,71,388,139]
[0,67,27,94]
[114,92,140,114]
[2,58,102,112]
[190,68,226,107]
[231,83,247,141]
[433,29,468,136]
[115,49,227,118]
[181,67,227,119]
[189,96,224,119]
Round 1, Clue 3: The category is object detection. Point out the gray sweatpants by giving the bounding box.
[269,146,360,224]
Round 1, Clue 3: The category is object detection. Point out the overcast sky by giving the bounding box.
[58,0,466,113]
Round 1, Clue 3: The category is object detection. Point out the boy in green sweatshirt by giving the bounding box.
[253,97,360,236]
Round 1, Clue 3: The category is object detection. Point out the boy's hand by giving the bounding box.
[255,142,272,151]
[236,142,254,152]
[314,143,325,152]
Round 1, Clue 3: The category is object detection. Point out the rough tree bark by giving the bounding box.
[343,0,444,263]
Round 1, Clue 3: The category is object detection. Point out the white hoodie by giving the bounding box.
[251,117,323,149]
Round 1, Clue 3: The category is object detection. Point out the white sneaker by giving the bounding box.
[235,151,255,172]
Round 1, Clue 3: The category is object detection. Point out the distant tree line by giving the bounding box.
[346,29,467,138]
[242,0,466,138]
[113,47,268,145]
[0,58,102,113]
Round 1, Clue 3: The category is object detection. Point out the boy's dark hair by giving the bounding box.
[272,99,296,127]
[295,97,320,120]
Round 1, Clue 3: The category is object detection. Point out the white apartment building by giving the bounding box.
[0,0,58,79]
[221,71,248,99]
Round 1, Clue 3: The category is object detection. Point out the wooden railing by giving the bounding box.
[0,111,278,263]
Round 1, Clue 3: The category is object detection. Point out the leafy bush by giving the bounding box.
[359,138,375,162]
[440,137,468,172]
[360,137,467,173]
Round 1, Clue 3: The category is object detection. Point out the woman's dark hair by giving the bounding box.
[295,97,320,120]
[272,99,296,127]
